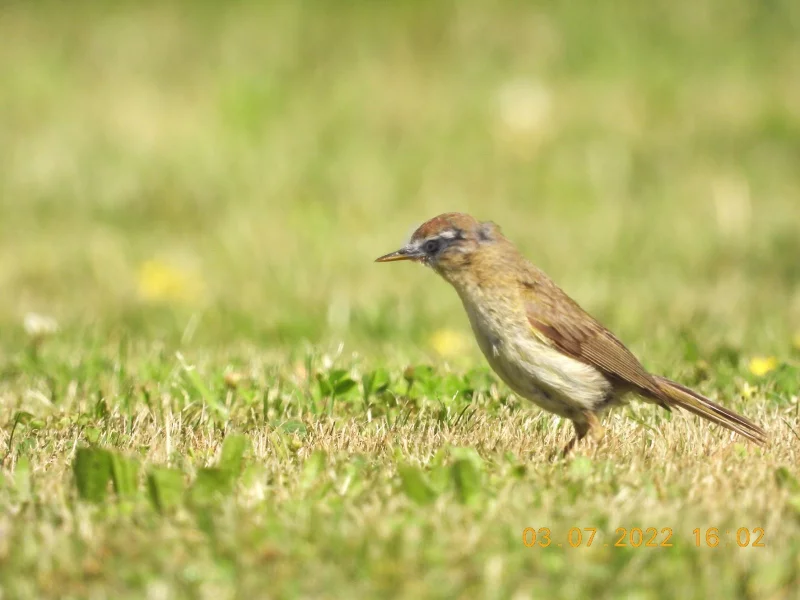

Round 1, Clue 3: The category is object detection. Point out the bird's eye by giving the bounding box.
[423,239,441,254]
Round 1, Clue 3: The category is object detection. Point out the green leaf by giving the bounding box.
[398,464,437,505]
[429,463,451,493]
[109,453,140,499]
[73,447,112,503]
[177,353,229,419]
[281,420,307,436]
[194,506,217,538]
[333,378,357,396]
[404,365,435,388]
[190,468,234,505]
[451,457,482,505]
[240,464,267,488]
[449,446,483,465]
[147,467,184,513]
[316,373,334,398]
[329,369,349,385]
[775,467,800,492]
[14,455,31,501]
[302,449,327,489]
[362,371,376,400]
[85,427,101,444]
[362,368,390,401]
[219,434,249,479]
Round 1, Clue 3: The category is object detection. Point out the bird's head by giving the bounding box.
[375,212,507,284]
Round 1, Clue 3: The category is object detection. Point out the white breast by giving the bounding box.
[462,298,611,420]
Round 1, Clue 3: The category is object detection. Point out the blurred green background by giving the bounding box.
[2,0,799,359]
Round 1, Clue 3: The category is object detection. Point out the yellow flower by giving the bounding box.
[429,328,470,358]
[137,260,204,303]
[748,356,778,377]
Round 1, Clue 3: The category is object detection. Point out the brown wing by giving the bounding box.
[521,273,666,403]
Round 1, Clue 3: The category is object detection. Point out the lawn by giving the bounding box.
[1,1,799,598]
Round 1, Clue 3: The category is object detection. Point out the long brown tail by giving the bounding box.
[653,376,767,445]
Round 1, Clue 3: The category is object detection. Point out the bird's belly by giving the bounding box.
[467,309,611,419]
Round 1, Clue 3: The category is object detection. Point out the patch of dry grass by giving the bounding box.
[1,342,799,598]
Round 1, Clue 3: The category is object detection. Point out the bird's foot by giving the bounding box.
[560,436,579,458]
[586,413,605,443]
[557,413,604,459]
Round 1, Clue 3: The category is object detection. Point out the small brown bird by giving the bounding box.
[376,212,767,454]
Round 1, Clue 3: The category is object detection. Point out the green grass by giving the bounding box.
[1,1,800,598]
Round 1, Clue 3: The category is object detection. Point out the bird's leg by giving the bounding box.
[562,412,605,457]
[562,420,589,457]
[586,412,605,443]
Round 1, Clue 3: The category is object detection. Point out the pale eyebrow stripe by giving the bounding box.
[403,223,423,244]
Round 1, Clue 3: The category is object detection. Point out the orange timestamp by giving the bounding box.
[692,528,765,548]
[522,527,766,548]
[522,527,674,548]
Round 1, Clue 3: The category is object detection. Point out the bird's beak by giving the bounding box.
[375,245,422,263]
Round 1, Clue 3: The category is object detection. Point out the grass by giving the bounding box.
[1,1,800,598]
